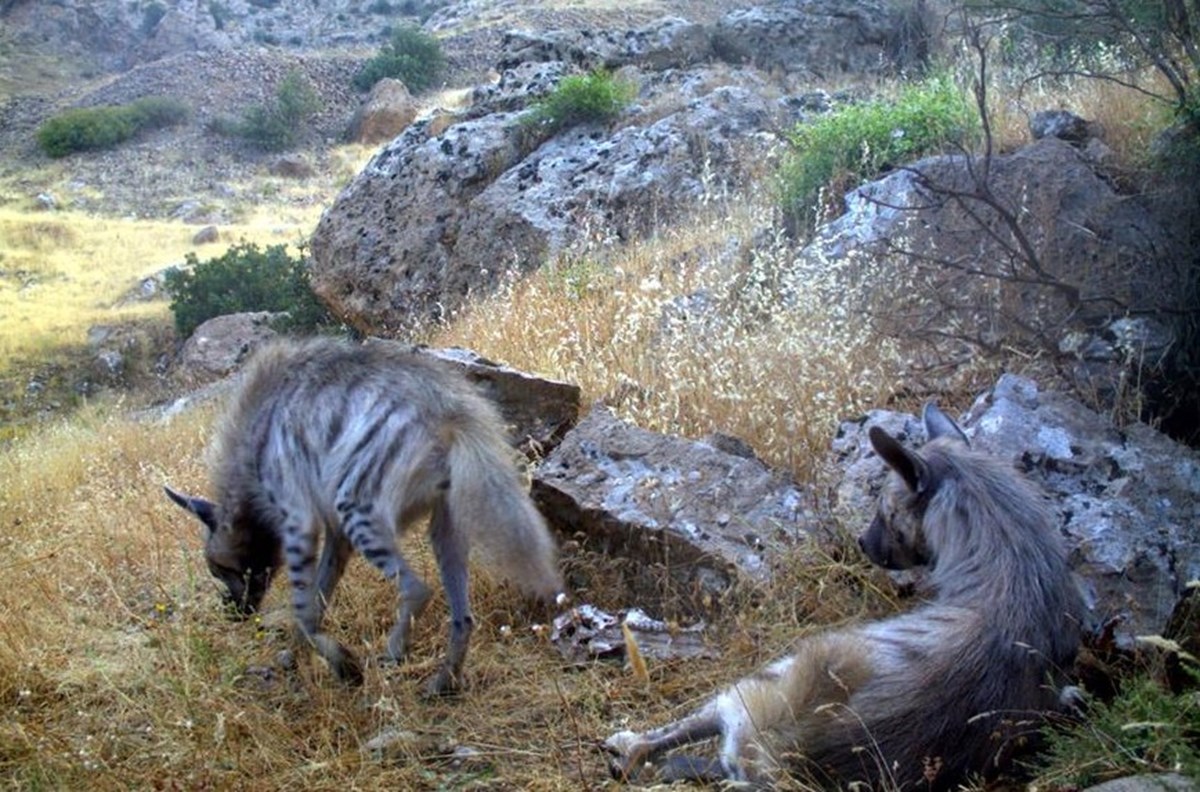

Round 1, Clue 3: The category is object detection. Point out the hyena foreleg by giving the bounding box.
[425,501,473,695]
[282,515,364,685]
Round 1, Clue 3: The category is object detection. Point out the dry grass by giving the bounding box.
[0,397,898,790]
[425,195,909,480]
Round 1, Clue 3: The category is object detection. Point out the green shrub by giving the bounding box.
[220,70,321,152]
[35,96,190,158]
[1033,662,1200,787]
[778,73,977,236]
[128,96,190,130]
[522,69,636,137]
[352,25,444,93]
[164,242,335,338]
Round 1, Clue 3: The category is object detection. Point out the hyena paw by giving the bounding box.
[311,633,364,686]
[422,665,464,698]
[602,731,647,780]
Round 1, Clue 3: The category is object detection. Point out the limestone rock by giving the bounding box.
[532,406,823,616]
[172,311,280,387]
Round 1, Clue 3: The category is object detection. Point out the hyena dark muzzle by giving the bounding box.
[165,485,278,617]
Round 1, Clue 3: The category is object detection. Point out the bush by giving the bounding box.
[778,73,977,236]
[522,69,636,137]
[352,25,444,93]
[35,96,190,158]
[163,242,335,338]
[1034,661,1200,787]
[220,70,321,152]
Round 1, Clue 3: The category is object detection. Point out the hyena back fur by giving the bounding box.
[165,337,563,693]
[605,404,1084,789]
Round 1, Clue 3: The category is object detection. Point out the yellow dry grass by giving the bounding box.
[0,207,322,369]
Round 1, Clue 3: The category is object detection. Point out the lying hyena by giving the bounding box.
[604,404,1084,789]
[166,337,563,693]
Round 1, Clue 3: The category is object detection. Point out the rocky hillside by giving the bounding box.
[0,0,751,218]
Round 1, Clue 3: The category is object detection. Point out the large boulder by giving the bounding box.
[309,84,777,334]
[801,138,1177,344]
[531,406,824,616]
[831,375,1200,646]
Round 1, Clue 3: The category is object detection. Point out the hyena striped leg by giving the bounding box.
[426,501,473,696]
[313,527,352,625]
[283,518,363,684]
[337,501,431,664]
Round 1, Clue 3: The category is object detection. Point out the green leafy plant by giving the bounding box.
[1033,660,1200,787]
[352,25,444,93]
[522,69,636,138]
[163,242,335,337]
[218,70,321,152]
[777,73,977,236]
[35,96,190,158]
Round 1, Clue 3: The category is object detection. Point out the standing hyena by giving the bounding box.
[165,337,563,694]
[604,403,1085,789]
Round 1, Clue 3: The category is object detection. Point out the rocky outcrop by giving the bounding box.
[308,1,932,334]
[310,79,779,334]
[831,375,1200,646]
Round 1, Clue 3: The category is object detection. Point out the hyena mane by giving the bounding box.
[605,403,1084,790]
[166,337,563,693]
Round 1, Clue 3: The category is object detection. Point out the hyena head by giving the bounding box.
[164,486,278,616]
[860,403,970,570]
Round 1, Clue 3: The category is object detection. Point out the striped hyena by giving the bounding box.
[605,403,1084,789]
[166,337,563,694]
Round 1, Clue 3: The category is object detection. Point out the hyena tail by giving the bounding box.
[443,419,563,602]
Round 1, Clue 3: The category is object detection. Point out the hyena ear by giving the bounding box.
[923,402,970,447]
[869,426,931,494]
[163,485,218,535]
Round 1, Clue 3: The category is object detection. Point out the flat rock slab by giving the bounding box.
[532,406,824,615]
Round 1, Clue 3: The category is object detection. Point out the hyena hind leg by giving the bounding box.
[423,502,474,696]
[604,700,725,782]
[336,501,431,666]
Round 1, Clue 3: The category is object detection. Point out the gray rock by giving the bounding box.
[1030,108,1099,144]
[191,225,220,245]
[496,16,712,72]
[172,311,281,387]
[532,406,823,616]
[1082,774,1196,792]
[830,375,1200,646]
[713,0,927,76]
[798,138,1179,361]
